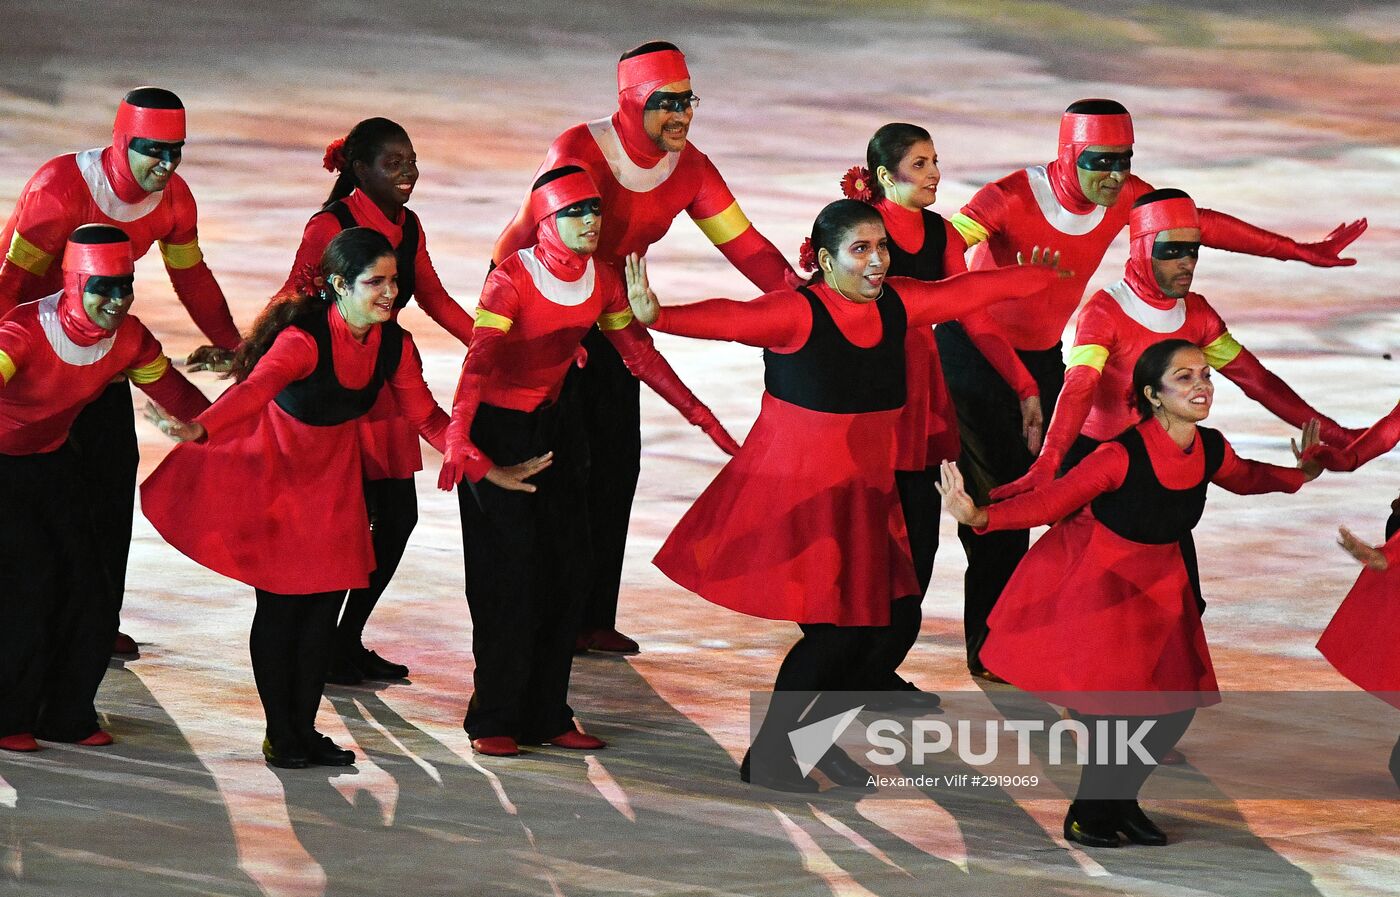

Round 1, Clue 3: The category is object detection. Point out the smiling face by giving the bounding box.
[642,79,694,153]
[126,139,183,193]
[1075,143,1132,207]
[81,275,135,331]
[880,138,940,210]
[1150,226,1202,298]
[332,253,398,330]
[1146,345,1214,424]
[555,199,602,256]
[820,220,889,302]
[354,136,418,214]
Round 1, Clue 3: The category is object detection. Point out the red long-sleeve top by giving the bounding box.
[197,311,447,449]
[1340,400,1400,470]
[491,116,793,290]
[980,420,1307,533]
[0,148,241,349]
[448,250,713,482]
[0,295,209,455]
[278,189,474,344]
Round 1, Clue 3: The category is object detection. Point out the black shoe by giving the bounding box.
[325,650,364,686]
[1063,807,1121,848]
[307,733,356,767]
[740,749,819,793]
[263,736,309,769]
[1115,800,1167,846]
[814,747,876,791]
[868,679,943,712]
[358,648,409,680]
[1389,734,1400,791]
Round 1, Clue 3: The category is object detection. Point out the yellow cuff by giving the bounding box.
[598,309,634,331]
[949,212,989,248]
[0,350,15,384]
[6,231,55,277]
[126,354,170,385]
[160,238,204,270]
[1202,332,1243,369]
[694,201,751,246]
[473,308,513,333]
[1066,344,1109,372]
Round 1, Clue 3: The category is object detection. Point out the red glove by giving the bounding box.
[1201,210,1367,268]
[1302,443,1359,473]
[693,406,741,455]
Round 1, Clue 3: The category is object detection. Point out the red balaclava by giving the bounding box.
[531,166,603,282]
[613,43,690,166]
[105,87,187,203]
[1125,191,1200,304]
[1048,100,1134,214]
[60,224,136,346]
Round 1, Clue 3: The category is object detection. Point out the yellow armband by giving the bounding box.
[126,354,171,385]
[949,212,989,248]
[1202,332,1243,369]
[159,238,204,270]
[694,201,751,246]
[0,350,15,384]
[598,309,634,331]
[473,308,513,333]
[1066,344,1109,372]
[6,231,55,277]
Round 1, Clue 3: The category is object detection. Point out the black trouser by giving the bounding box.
[869,467,943,688]
[336,476,418,649]
[754,623,888,755]
[250,590,344,751]
[459,401,590,741]
[0,447,114,739]
[935,322,1065,669]
[1386,494,1399,541]
[1070,709,1195,824]
[68,380,138,623]
[572,327,642,633]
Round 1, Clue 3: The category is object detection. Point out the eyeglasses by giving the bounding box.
[1076,149,1133,172]
[644,91,700,114]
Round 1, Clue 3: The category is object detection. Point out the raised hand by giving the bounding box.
[934,459,988,529]
[1293,219,1367,268]
[1015,246,1073,279]
[185,345,235,374]
[143,400,206,443]
[1338,526,1389,571]
[625,253,661,325]
[1292,419,1324,481]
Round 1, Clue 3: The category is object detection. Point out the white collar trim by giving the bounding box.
[1104,279,1186,334]
[517,250,595,307]
[38,291,116,365]
[1024,164,1106,236]
[586,117,679,193]
[76,147,164,222]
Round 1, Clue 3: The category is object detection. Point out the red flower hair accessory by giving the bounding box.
[291,262,327,299]
[798,237,817,272]
[323,137,348,173]
[840,165,874,203]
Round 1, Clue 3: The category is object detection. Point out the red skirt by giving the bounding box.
[359,387,423,481]
[980,509,1220,715]
[141,403,375,595]
[654,392,917,626]
[893,325,960,472]
[1317,533,1400,709]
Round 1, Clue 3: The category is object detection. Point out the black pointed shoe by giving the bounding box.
[325,649,364,686]
[815,747,877,792]
[1115,800,1168,846]
[307,733,356,767]
[1063,807,1121,848]
[740,748,819,793]
[358,648,409,680]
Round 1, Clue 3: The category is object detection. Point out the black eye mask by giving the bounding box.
[643,91,698,114]
[127,138,183,164]
[1151,241,1200,260]
[556,198,602,218]
[84,275,135,300]
[1076,149,1133,172]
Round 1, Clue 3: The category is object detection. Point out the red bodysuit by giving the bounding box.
[0,149,240,349]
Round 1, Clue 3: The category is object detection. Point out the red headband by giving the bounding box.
[114,100,186,143]
[617,48,689,94]
[1129,197,1199,241]
[62,239,135,277]
[532,170,601,223]
[1058,111,1134,147]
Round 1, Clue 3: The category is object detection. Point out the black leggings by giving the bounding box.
[754,623,887,752]
[869,467,943,688]
[68,380,138,622]
[250,590,345,749]
[337,477,418,648]
[1070,709,1195,823]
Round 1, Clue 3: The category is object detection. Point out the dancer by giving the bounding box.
[629,199,1065,791]
[492,40,795,655]
[0,224,208,753]
[938,339,1323,846]
[281,118,474,685]
[940,98,1365,678]
[142,228,449,769]
[440,165,737,757]
[0,87,243,656]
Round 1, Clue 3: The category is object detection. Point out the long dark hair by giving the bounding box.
[231,228,394,381]
[1130,338,1198,421]
[805,199,884,285]
[323,117,411,209]
[866,122,931,201]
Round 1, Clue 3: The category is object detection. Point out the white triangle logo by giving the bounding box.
[788,706,865,777]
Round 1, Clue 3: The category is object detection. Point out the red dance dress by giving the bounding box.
[141,308,448,595]
[280,188,472,480]
[1317,533,1400,708]
[0,147,240,349]
[651,266,1055,626]
[979,420,1306,713]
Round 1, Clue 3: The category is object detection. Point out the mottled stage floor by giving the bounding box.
[1,2,1398,895]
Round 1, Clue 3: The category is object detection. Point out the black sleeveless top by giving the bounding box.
[273,312,404,426]
[884,208,948,282]
[325,201,419,309]
[1091,425,1226,544]
[762,285,906,414]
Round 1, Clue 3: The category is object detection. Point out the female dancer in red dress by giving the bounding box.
[0,224,208,752]
[627,199,1064,791]
[142,228,449,769]
[939,339,1322,846]
[439,165,736,757]
[280,117,473,684]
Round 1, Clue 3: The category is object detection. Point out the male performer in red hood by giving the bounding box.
[492,42,795,655]
[0,87,241,656]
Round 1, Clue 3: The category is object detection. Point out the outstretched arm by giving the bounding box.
[1199,209,1366,268]
[690,156,795,292]
[1218,343,1358,445]
[1310,400,1400,472]
[625,254,809,348]
[936,443,1128,533]
[898,248,1068,328]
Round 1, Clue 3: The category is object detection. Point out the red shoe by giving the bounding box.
[587,628,640,655]
[546,729,607,750]
[0,733,39,752]
[113,632,138,656]
[471,736,520,757]
[75,730,114,747]
[574,633,592,655]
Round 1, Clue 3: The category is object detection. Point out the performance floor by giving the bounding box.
[1,2,1398,895]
